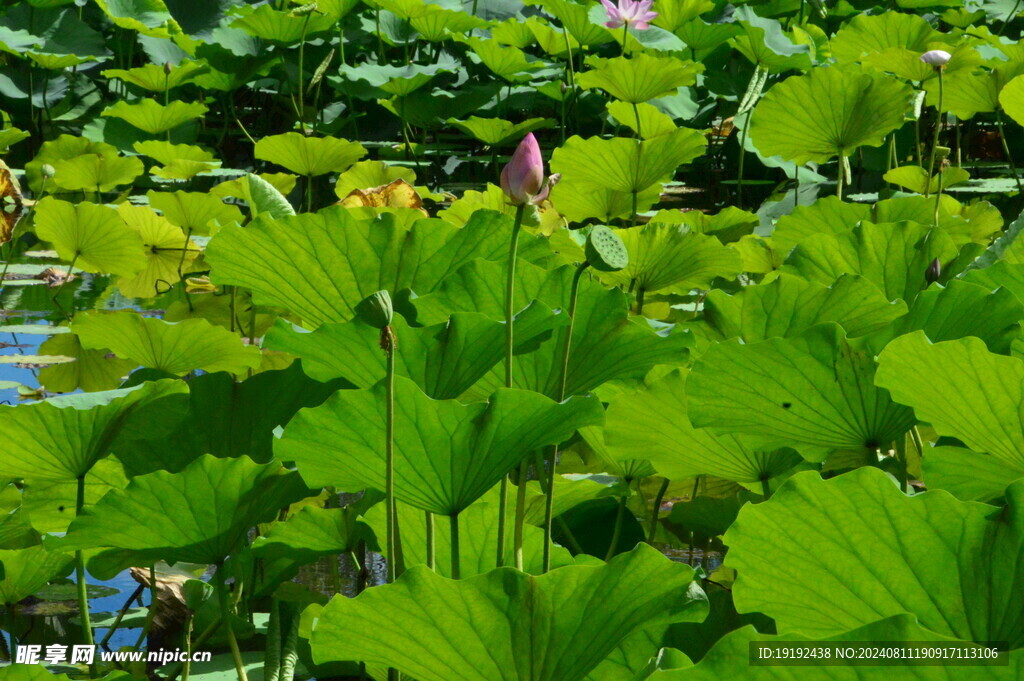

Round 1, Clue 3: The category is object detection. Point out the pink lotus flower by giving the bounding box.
[601,0,658,30]
[500,133,559,205]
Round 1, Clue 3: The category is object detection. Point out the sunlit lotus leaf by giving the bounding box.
[312,544,707,681]
[59,455,312,567]
[829,11,944,64]
[0,380,188,481]
[438,184,567,238]
[24,135,117,193]
[93,0,180,36]
[783,220,959,302]
[723,467,1024,647]
[688,324,916,461]
[770,196,870,256]
[37,332,136,393]
[230,3,334,43]
[923,63,1024,119]
[1001,74,1024,128]
[527,0,613,46]
[728,7,811,72]
[861,44,982,83]
[147,190,243,235]
[206,207,550,328]
[703,273,907,342]
[409,7,486,41]
[265,303,565,399]
[651,0,715,32]
[577,54,701,103]
[115,203,200,299]
[102,61,208,92]
[448,116,555,146]
[884,165,971,195]
[34,198,147,276]
[22,458,127,533]
[749,66,913,164]
[923,446,1024,503]
[604,369,800,483]
[676,19,741,60]
[72,310,261,376]
[50,153,144,193]
[460,37,544,82]
[254,133,366,176]
[0,545,74,604]
[606,101,677,139]
[552,129,707,194]
[251,506,368,566]
[133,140,217,165]
[277,375,603,515]
[525,16,580,59]
[102,100,208,135]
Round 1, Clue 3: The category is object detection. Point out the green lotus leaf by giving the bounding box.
[254,133,366,177]
[606,101,677,139]
[0,380,188,482]
[688,323,916,461]
[675,19,741,61]
[409,7,486,42]
[829,11,944,64]
[604,369,800,483]
[595,223,743,296]
[883,165,971,194]
[550,177,662,223]
[923,447,1024,503]
[657,615,1023,680]
[37,332,136,393]
[526,0,613,46]
[101,99,208,135]
[862,43,983,83]
[58,455,312,568]
[102,61,208,92]
[728,7,810,72]
[334,160,416,199]
[205,208,549,328]
[1001,74,1024,128]
[577,54,701,104]
[525,16,580,58]
[0,545,74,604]
[311,544,708,681]
[277,375,604,515]
[337,59,457,95]
[749,66,913,164]
[264,303,565,399]
[411,259,692,399]
[34,198,147,276]
[770,196,870,256]
[723,467,1024,647]
[925,61,1024,119]
[0,126,29,152]
[50,153,144,193]
[230,3,334,43]
[703,273,908,342]
[448,116,555,146]
[71,310,261,376]
[239,173,296,219]
[147,190,243,235]
[251,506,368,566]
[363,498,574,578]
[460,37,544,83]
[551,129,707,194]
[21,457,128,533]
[783,220,959,302]
[115,203,200,299]
[93,0,179,37]
[133,140,217,165]
[876,332,1024,471]
[24,135,114,192]
[650,0,714,32]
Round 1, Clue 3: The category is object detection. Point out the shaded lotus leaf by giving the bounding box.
[239,173,296,219]
[0,380,188,481]
[58,455,312,568]
[34,198,147,276]
[728,7,811,72]
[115,203,200,299]
[0,545,74,604]
[254,133,366,177]
[703,273,908,342]
[311,544,708,681]
[604,369,801,483]
[688,323,915,461]
[37,332,136,393]
[923,447,1024,504]
[749,66,913,165]
[205,207,550,328]
[147,190,244,236]
[783,220,959,303]
[277,375,604,515]
[101,100,208,135]
[230,3,334,43]
[722,467,1024,647]
[93,0,179,37]
[264,303,565,399]
[102,61,208,92]
[577,54,701,104]
[50,153,144,193]
[71,310,261,376]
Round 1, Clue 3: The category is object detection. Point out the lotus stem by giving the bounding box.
[215,565,249,681]
[264,600,281,681]
[385,326,398,583]
[513,460,529,570]
[450,512,461,579]
[604,492,629,561]
[296,13,311,134]
[182,613,193,681]
[924,69,943,197]
[279,605,299,681]
[835,152,844,200]
[622,24,629,57]
[736,110,750,209]
[425,511,435,571]
[52,253,78,320]
[6,605,17,662]
[995,110,1023,193]
[75,475,95,659]
[132,564,158,651]
[761,478,771,499]
[647,477,669,543]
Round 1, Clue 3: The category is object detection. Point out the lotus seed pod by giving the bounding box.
[585,226,629,272]
[356,290,393,329]
[41,164,55,179]
[925,257,941,284]
[920,50,951,67]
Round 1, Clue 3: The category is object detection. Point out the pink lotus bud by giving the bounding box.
[920,50,951,67]
[500,133,546,205]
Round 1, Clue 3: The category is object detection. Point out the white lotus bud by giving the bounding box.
[920,50,951,67]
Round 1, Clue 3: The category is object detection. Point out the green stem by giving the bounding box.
[836,153,845,200]
[621,24,629,57]
[496,478,508,568]
[278,605,299,681]
[998,0,1022,36]
[450,512,461,579]
[995,110,1024,193]
[296,14,311,133]
[513,460,529,570]
[264,601,281,681]
[924,70,943,198]
[737,110,750,209]
[6,605,17,662]
[215,565,249,681]
[425,511,435,571]
[647,477,669,543]
[604,492,629,561]
[761,478,771,499]
[75,475,94,656]
[385,327,397,584]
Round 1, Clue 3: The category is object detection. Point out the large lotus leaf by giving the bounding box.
[311,544,708,681]
[929,62,1024,120]
[551,130,707,194]
[102,61,208,92]
[134,140,217,166]
[0,380,188,482]
[1001,74,1024,128]
[862,44,983,83]
[657,615,1022,680]
[251,506,368,566]
[58,455,312,567]
[116,364,345,476]
[704,274,907,342]
[460,37,543,82]
[923,446,1024,504]
[875,332,1024,471]
[230,3,334,43]
[50,153,144,193]
[101,100,208,135]
[37,332,137,393]
[409,7,485,41]
[115,202,199,299]
[264,304,565,399]
[577,54,701,104]
[749,66,913,164]
[93,0,178,36]
[604,369,800,483]
[205,207,549,328]
[0,545,74,604]
[596,223,742,295]
[829,12,943,64]
[770,196,870,256]
[363,498,574,578]
[549,177,662,223]
[728,8,811,72]
[723,467,1024,648]
[277,375,603,515]
[147,190,244,235]
[688,323,916,461]
[888,279,1024,353]
[447,116,555,146]
[410,260,691,399]
[20,457,127,534]
[783,220,959,303]
[71,311,261,376]
[527,0,612,46]
[334,160,416,199]
[34,198,147,276]
[254,133,366,176]
[607,101,677,140]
